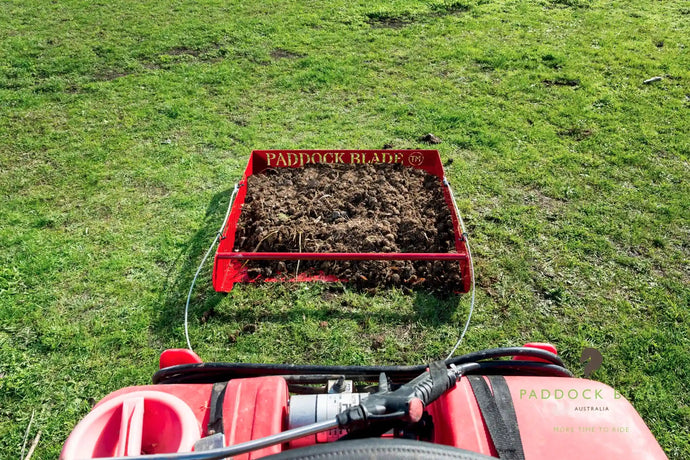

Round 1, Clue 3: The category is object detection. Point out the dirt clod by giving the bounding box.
[242,324,257,334]
[420,133,442,144]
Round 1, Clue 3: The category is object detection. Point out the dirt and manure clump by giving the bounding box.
[233,163,464,292]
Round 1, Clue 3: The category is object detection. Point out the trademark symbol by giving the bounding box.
[408,153,424,166]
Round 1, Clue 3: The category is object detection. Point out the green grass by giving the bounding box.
[0,0,688,458]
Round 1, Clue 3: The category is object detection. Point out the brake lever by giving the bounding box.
[336,361,480,433]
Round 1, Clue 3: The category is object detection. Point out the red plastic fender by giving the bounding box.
[61,377,289,459]
[159,348,203,369]
[426,376,667,459]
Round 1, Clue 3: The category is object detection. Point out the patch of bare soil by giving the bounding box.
[234,163,464,292]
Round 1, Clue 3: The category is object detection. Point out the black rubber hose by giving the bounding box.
[449,347,567,367]
[465,361,574,378]
[153,363,427,384]
[152,347,571,384]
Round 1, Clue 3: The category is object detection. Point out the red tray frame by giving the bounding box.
[212,150,471,293]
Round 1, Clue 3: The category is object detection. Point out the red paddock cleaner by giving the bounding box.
[212,150,472,293]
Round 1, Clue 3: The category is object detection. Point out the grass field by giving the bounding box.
[0,0,688,458]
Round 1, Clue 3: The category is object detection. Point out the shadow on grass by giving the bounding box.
[152,188,466,345]
[206,291,461,327]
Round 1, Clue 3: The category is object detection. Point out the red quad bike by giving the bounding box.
[61,151,667,459]
[60,344,667,459]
